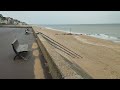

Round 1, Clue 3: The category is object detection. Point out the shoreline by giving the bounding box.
[41,26,120,44]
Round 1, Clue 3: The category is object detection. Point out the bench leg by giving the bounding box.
[14,55,18,60]
[19,55,27,61]
[18,52,28,60]
[14,52,28,61]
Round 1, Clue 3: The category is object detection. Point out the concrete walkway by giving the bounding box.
[0,27,51,79]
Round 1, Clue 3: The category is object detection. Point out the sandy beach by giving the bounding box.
[34,26,120,79]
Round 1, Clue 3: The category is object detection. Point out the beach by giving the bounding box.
[34,26,120,79]
[41,24,120,43]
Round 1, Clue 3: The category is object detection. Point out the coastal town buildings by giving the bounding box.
[0,14,27,25]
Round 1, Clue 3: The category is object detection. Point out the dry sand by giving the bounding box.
[34,26,120,79]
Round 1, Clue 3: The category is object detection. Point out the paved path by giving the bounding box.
[0,27,51,79]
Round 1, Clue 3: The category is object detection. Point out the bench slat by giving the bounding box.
[12,39,19,49]
[12,39,28,53]
[17,44,28,52]
[12,39,29,60]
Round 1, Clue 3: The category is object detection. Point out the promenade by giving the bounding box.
[0,27,51,79]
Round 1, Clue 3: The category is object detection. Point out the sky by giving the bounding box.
[0,11,120,24]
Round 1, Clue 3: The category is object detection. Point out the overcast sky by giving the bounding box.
[0,11,120,24]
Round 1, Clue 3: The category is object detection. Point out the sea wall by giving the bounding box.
[0,25,31,28]
[32,26,84,79]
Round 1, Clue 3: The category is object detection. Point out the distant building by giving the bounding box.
[1,17,7,24]
[6,17,13,24]
[20,22,27,25]
[13,19,20,25]
[0,14,27,25]
[18,22,23,25]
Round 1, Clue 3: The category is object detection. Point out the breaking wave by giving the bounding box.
[44,26,120,43]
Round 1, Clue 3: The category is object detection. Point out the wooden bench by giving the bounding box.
[11,39,28,60]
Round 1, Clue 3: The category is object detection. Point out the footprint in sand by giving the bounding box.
[32,42,38,49]
[33,50,40,57]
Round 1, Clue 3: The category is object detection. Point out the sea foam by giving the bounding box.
[88,34,119,42]
[44,26,120,43]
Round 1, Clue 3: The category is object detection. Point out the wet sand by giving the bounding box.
[34,26,120,79]
[0,27,51,79]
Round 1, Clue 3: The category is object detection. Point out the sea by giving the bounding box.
[39,24,120,43]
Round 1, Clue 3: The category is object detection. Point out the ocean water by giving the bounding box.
[40,24,120,43]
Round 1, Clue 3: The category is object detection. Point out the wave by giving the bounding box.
[88,34,120,42]
[44,26,120,43]
[45,27,72,33]
[45,27,86,34]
